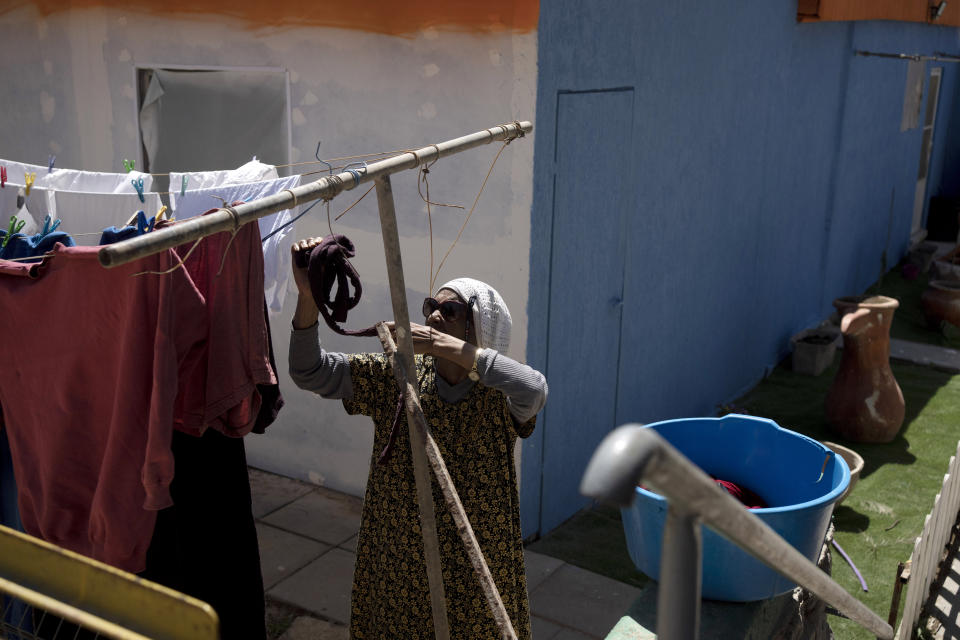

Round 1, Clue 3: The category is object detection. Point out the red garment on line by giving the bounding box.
[170,208,278,437]
[0,244,206,572]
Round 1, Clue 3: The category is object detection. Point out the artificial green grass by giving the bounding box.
[735,355,960,639]
[866,267,960,348]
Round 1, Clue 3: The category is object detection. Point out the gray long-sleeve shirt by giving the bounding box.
[288,325,548,423]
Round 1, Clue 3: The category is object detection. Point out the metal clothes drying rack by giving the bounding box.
[99,120,534,640]
[0,524,219,639]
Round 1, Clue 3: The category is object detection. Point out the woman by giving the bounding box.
[288,236,547,639]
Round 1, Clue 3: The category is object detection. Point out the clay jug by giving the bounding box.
[920,280,960,328]
[825,296,905,443]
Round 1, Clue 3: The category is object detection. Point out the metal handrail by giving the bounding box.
[580,424,893,640]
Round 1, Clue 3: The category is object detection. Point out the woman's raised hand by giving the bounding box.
[291,237,325,299]
[290,237,324,329]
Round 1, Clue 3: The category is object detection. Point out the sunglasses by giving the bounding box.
[422,296,474,322]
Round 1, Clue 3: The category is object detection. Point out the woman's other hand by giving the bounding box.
[291,237,324,328]
[383,321,438,355]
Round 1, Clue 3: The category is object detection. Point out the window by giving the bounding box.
[136,66,291,194]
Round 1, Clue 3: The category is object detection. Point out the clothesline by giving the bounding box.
[125,148,421,178]
[0,180,375,263]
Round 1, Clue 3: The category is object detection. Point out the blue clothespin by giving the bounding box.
[47,155,56,173]
[131,176,145,203]
[123,159,135,173]
[180,174,188,197]
[1,216,25,249]
[37,215,61,239]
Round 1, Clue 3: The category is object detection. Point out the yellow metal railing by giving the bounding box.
[0,525,218,640]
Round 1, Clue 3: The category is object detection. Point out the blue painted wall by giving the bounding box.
[523,1,960,536]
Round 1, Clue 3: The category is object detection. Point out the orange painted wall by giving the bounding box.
[799,0,960,25]
[1,0,539,35]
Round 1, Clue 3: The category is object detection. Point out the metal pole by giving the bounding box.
[657,505,702,640]
[374,175,450,640]
[98,121,532,268]
[855,50,960,63]
[581,426,894,640]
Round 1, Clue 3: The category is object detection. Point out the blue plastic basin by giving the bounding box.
[621,414,850,602]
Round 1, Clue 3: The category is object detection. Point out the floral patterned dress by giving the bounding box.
[344,353,535,639]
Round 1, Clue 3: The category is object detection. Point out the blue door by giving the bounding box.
[528,88,635,535]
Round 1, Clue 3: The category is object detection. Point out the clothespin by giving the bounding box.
[1,216,25,249]
[1,166,6,188]
[155,205,169,222]
[131,176,145,203]
[47,155,56,173]
[180,175,188,197]
[36,215,61,239]
[24,172,35,197]
[123,159,135,173]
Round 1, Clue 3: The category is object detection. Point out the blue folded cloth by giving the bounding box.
[99,210,155,246]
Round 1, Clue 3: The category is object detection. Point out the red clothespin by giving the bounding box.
[0,166,5,188]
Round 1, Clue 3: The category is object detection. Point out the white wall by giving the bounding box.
[0,6,537,498]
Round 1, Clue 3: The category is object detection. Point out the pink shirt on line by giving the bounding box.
[170,209,277,438]
[0,244,206,572]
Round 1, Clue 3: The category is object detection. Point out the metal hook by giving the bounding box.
[314,141,334,176]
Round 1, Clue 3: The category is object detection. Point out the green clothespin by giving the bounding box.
[123,159,136,173]
[1,215,25,249]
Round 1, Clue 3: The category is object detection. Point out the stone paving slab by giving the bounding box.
[278,615,349,640]
[257,523,330,590]
[889,338,960,373]
[263,488,363,546]
[338,534,358,553]
[554,627,599,639]
[250,468,315,519]
[530,563,644,637]
[525,549,566,592]
[532,614,566,639]
[268,547,356,625]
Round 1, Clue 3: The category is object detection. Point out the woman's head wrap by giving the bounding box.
[437,278,512,355]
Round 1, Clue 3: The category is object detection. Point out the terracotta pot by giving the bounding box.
[825,296,905,443]
[920,280,960,328]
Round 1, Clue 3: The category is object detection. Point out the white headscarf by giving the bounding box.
[437,278,512,355]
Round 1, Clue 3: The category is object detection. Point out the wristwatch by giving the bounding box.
[468,349,481,382]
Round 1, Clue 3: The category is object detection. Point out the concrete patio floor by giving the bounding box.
[250,468,643,640]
